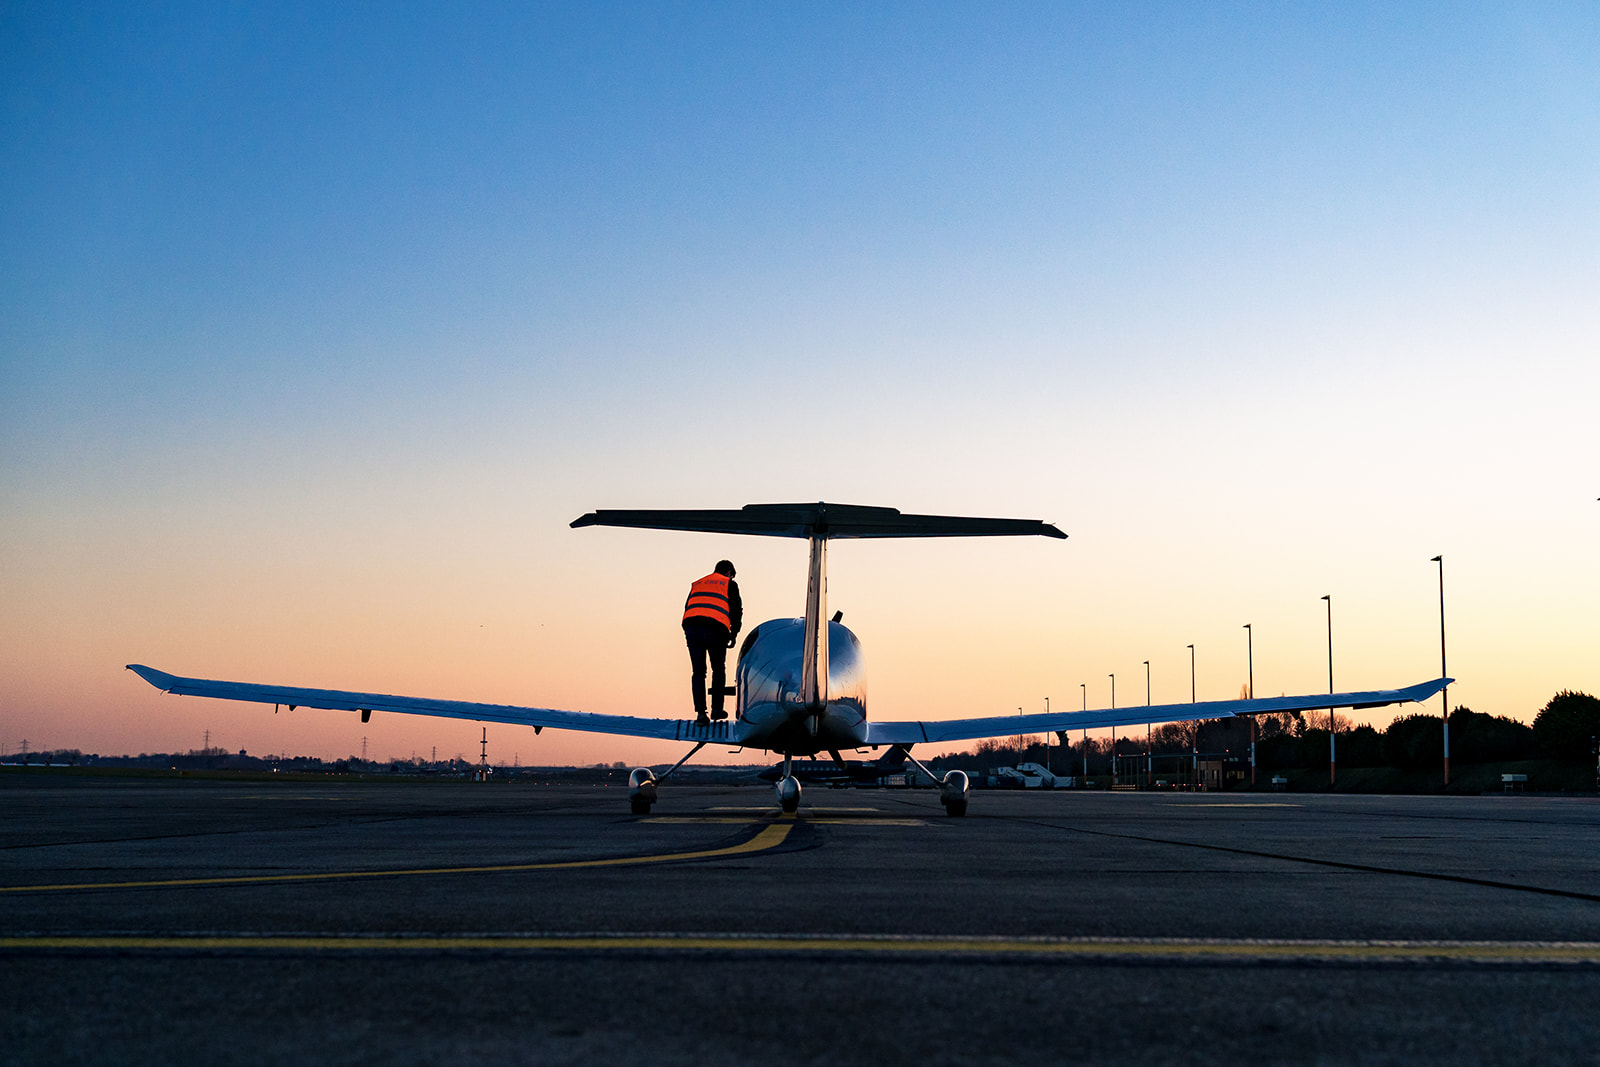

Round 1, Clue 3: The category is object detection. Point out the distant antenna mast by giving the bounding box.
[361,736,368,762]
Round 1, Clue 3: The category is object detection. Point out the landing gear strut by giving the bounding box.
[893,745,971,817]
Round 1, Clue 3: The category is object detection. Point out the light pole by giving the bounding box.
[1186,644,1196,791]
[1144,660,1152,789]
[1245,623,1255,785]
[1081,683,1088,782]
[1243,624,1253,700]
[1433,555,1449,787]
[1109,674,1116,786]
[1017,707,1024,769]
[1044,696,1050,774]
[1323,594,1335,786]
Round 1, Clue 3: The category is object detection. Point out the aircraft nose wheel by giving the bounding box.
[942,798,968,817]
[776,774,801,814]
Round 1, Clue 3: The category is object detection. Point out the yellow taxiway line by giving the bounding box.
[0,821,794,895]
[646,825,928,831]
[2,933,1597,964]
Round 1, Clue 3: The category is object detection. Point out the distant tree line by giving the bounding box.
[1259,690,1599,771]
[0,748,484,774]
[930,690,1600,774]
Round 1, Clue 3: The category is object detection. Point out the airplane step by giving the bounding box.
[677,719,733,741]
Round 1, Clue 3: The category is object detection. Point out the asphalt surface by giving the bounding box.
[3,773,1598,1065]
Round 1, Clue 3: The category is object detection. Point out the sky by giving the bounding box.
[2,1,1597,767]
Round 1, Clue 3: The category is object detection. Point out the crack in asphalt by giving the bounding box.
[1011,816,1600,904]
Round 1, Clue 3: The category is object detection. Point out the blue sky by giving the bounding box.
[3,2,1597,762]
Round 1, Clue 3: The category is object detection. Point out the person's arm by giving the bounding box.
[727,579,743,644]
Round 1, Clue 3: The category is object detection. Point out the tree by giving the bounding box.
[1283,725,1380,768]
[1446,708,1537,764]
[1256,712,1298,740]
[1340,725,1383,768]
[1383,707,1538,768]
[1152,720,1198,752]
[1382,713,1442,770]
[1533,691,1600,762]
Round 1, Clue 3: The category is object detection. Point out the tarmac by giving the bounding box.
[3,772,1598,1065]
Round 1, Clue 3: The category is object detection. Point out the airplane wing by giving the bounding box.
[864,677,1452,747]
[126,664,700,742]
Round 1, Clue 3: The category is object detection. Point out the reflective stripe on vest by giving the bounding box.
[682,572,732,629]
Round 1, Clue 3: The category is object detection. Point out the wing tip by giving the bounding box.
[126,664,176,691]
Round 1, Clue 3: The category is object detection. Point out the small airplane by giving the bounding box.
[756,750,910,787]
[128,502,1450,816]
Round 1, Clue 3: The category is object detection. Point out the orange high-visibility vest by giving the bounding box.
[682,572,732,629]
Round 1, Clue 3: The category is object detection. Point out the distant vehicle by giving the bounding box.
[1007,763,1074,789]
[128,502,1449,817]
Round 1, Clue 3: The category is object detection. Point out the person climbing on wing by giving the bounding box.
[682,559,741,726]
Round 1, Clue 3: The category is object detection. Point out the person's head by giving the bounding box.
[714,559,736,578]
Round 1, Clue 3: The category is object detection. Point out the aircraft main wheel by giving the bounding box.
[631,798,653,815]
[942,798,968,817]
[780,796,800,814]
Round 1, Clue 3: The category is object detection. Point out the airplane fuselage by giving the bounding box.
[736,618,866,756]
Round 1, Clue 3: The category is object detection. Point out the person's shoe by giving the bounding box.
[710,709,728,721]
[695,712,710,727]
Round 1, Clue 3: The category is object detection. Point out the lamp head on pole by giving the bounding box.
[1431,555,1442,562]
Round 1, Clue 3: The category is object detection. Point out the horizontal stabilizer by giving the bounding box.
[866,678,1453,746]
[572,502,1066,540]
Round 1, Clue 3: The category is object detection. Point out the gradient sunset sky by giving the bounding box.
[3,2,1596,766]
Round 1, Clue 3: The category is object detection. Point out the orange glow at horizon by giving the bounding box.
[4,472,1596,766]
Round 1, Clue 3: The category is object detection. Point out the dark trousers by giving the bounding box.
[683,619,729,715]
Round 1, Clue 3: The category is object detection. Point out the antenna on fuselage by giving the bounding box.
[571,502,1067,713]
